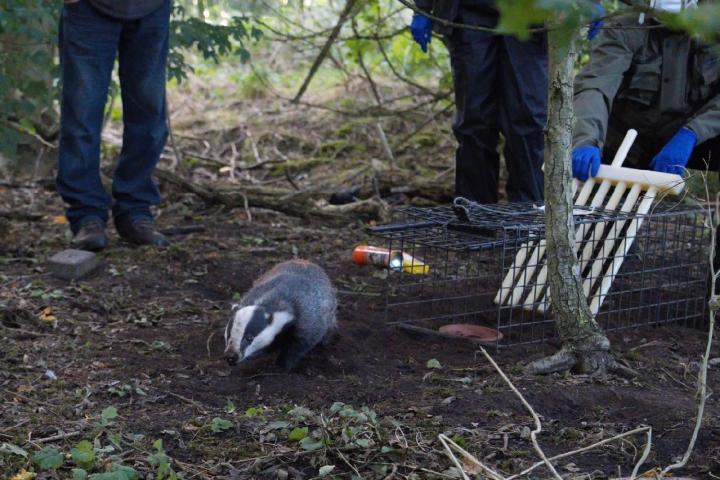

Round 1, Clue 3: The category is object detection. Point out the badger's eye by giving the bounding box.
[245,335,255,344]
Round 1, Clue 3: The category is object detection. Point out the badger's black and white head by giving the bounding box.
[224,304,294,366]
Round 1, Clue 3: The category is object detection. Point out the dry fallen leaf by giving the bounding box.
[461,457,484,475]
[16,385,33,394]
[10,468,36,480]
[52,215,68,225]
[38,307,57,323]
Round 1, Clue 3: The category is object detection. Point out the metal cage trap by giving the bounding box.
[368,197,710,347]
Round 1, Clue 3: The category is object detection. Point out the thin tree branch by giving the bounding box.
[292,0,359,103]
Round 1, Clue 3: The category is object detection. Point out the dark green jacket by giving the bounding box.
[574,15,720,149]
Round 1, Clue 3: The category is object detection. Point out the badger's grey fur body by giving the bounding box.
[224,260,337,371]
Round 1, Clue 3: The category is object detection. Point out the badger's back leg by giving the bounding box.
[276,338,318,372]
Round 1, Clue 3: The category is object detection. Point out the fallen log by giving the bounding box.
[155,168,390,223]
[0,209,44,221]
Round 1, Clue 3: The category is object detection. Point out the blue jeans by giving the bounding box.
[57,0,170,231]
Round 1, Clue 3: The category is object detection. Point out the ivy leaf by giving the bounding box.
[224,400,236,414]
[89,466,138,480]
[71,440,95,470]
[33,446,63,471]
[100,406,118,426]
[299,437,324,451]
[209,417,233,433]
[72,468,88,480]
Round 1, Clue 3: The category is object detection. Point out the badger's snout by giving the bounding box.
[224,351,240,366]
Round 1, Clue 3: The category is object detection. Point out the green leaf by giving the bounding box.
[426,358,442,369]
[71,440,95,470]
[450,435,467,449]
[0,442,28,457]
[495,0,549,39]
[209,417,233,433]
[224,400,236,414]
[319,465,336,476]
[245,406,263,417]
[101,406,118,426]
[89,469,137,480]
[299,437,324,451]
[329,402,345,413]
[109,463,139,480]
[288,427,308,442]
[355,438,371,448]
[73,468,89,480]
[267,421,290,430]
[33,446,63,471]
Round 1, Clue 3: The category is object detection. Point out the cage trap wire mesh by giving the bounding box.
[368,198,709,347]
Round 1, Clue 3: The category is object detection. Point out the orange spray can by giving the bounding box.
[352,245,429,274]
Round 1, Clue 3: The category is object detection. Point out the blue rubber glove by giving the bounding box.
[650,127,697,175]
[410,14,433,53]
[587,3,604,40]
[572,146,602,181]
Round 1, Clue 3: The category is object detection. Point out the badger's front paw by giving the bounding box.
[276,353,300,372]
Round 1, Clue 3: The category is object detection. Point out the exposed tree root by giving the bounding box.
[526,334,637,377]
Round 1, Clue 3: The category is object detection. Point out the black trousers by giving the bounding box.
[446,19,548,204]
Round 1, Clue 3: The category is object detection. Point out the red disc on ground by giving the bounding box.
[438,324,503,342]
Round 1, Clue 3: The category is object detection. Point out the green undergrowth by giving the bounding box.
[1,401,465,479]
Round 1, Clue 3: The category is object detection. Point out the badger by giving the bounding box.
[224,260,337,372]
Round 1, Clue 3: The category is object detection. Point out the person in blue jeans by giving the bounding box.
[409,1,603,204]
[58,0,171,251]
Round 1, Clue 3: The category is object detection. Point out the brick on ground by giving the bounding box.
[48,249,99,280]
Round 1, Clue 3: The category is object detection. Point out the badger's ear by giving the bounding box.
[231,303,241,314]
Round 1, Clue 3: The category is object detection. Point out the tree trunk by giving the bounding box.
[527,27,618,375]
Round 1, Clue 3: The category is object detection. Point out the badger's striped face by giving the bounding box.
[224,305,294,365]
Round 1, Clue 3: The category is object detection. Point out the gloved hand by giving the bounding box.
[650,127,697,175]
[587,3,604,40]
[572,146,601,181]
[410,14,433,53]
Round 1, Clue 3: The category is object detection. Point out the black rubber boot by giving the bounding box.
[72,219,108,252]
[116,217,169,248]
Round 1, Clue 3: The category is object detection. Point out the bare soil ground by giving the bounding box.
[2,73,720,478]
[2,180,720,479]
